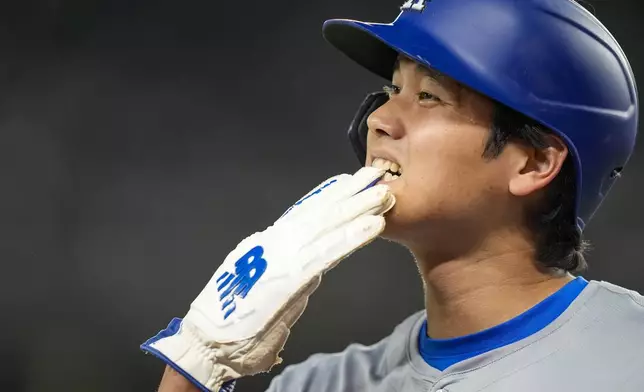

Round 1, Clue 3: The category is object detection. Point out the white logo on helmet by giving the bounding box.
[401,0,427,12]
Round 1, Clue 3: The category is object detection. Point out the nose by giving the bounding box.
[366,98,405,141]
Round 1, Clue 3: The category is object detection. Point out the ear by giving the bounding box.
[508,135,568,197]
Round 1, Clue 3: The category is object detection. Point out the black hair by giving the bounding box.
[483,102,588,273]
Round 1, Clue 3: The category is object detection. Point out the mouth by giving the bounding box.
[371,157,402,182]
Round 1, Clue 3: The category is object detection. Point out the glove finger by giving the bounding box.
[296,184,393,246]
[277,174,352,221]
[277,167,386,224]
[299,214,386,276]
[306,166,387,207]
[333,183,395,222]
[340,166,389,199]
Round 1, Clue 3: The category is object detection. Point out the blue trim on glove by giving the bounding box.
[141,318,237,392]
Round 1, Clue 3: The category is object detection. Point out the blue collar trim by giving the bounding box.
[418,276,588,369]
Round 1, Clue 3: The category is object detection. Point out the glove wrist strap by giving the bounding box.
[140,318,238,392]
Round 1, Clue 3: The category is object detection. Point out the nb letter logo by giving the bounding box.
[216,246,268,320]
[401,0,428,12]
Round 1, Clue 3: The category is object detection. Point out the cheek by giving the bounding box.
[410,127,486,186]
[394,125,492,218]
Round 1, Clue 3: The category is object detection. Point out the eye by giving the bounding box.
[383,84,401,96]
[418,91,441,102]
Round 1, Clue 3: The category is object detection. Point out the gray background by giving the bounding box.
[0,1,642,391]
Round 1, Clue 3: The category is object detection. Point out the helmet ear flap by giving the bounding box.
[347,92,389,166]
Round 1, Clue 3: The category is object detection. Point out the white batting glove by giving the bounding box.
[141,166,395,392]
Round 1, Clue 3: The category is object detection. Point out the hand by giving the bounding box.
[141,166,395,391]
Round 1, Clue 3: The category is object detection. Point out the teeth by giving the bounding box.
[391,174,399,180]
[371,157,402,175]
[384,172,393,182]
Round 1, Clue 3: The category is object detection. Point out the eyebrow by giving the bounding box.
[392,57,462,103]
[392,57,446,83]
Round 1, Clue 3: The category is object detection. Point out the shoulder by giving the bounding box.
[590,279,644,311]
[579,280,644,346]
[554,280,644,386]
[265,310,425,392]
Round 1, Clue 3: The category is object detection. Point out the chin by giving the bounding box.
[378,203,444,247]
[379,207,412,242]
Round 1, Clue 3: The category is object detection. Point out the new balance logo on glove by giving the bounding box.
[216,246,268,320]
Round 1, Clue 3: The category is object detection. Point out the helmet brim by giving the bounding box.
[322,18,470,86]
[322,20,400,80]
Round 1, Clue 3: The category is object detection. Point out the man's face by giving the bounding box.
[366,56,514,247]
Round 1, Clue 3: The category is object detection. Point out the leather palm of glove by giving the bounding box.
[141,166,396,392]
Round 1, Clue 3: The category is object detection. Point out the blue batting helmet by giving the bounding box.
[322,0,638,231]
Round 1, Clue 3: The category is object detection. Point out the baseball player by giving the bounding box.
[141,1,643,391]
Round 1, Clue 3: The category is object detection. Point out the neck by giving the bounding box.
[413,230,574,340]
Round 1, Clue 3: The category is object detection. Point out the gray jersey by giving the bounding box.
[266,280,644,392]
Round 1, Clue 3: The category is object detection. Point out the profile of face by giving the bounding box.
[365,56,566,254]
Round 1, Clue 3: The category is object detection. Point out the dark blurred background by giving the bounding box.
[0,0,641,391]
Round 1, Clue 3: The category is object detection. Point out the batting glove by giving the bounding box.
[141,166,395,392]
